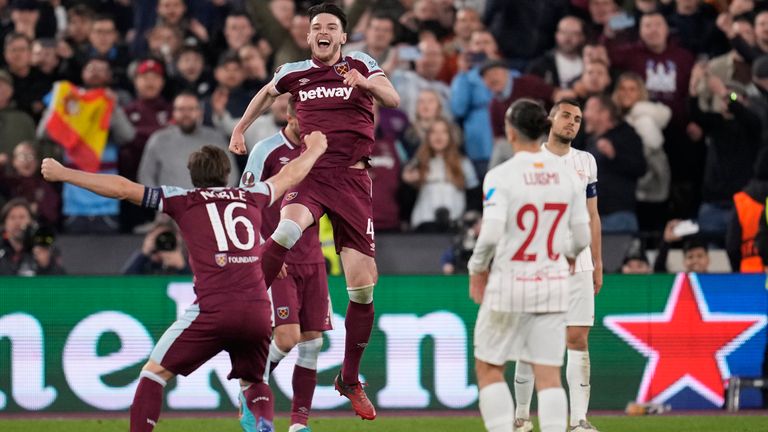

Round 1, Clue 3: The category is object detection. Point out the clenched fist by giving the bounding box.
[41,158,66,182]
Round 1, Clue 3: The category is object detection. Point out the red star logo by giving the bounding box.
[604,273,766,406]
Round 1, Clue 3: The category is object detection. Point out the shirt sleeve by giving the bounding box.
[568,172,591,226]
[586,152,598,198]
[481,171,508,223]
[141,186,188,217]
[347,51,385,79]
[244,181,275,207]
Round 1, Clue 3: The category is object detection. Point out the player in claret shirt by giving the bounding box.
[229,2,399,421]
[41,133,327,432]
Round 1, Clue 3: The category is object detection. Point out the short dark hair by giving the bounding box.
[4,32,31,50]
[505,98,551,141]
[216,50,241,68]
[589,94,621,124]
[682,237,708,254]
[1,197,32,226]
[226,10,253,25]
[188,145,231,188]
[308,3,348,31]
[549,98,582,117]
[68,4,94,19]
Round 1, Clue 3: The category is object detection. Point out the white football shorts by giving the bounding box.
[474,301,566,367]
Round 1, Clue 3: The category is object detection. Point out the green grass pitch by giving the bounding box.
[1,415,767,432]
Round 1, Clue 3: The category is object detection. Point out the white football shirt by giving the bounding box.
[480,151,590,313]
[541,143,597,273]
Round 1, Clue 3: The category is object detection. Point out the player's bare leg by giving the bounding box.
[130,360,174,432]
[262,204,315,287]
[334,247,377,420]
[475,359,514,432]
[567,325,597,431]
[532,363,568,432]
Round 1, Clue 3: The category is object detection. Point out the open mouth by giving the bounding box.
[317,39,331,48]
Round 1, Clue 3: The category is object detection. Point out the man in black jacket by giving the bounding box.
[583,94,647,233]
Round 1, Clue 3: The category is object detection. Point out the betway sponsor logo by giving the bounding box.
[298,86,353,101]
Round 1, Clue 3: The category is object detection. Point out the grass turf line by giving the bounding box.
[1,416,767,432]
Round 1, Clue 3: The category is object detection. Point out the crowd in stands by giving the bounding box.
[1,0,768,275]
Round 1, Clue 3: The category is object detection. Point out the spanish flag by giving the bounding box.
[43,81,114,172]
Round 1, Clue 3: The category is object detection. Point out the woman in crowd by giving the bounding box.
[402,117,479,232]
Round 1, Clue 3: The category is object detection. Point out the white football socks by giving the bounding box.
[513,361,535,420]
[567,349,591,426]
[478,382,514,432]
[537,387,567,432]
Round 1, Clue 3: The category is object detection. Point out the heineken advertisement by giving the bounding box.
[0,273,765,413]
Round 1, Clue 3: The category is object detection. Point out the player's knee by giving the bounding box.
[296,337,323,370]
[475,359,504,387]
[274,326,301,352]
[141,360,174,382]
[347,284,374,304]
[566,332,589,351]
[271,219,303,249]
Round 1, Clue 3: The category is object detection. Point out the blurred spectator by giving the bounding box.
[215,93,289,155]
[5,32,52,119]
[485,60,554,169]
[247,1,310,67]
[145,23,183,74]
[403,88,444,157]
[606,12,697,218]
[681,237,711,273]
[726,148,768,272]
[345,13,395,65]
[397,0,453,44]
[402,118,479,232]
[697,14,754,113]
[570,59,612,104]
[440,210,481,275]
[483,0,567,70]
[621,239,653,274]
[584,94,647,233]
[122,220,190,275]
[38,56,136,233]
[370,106,405,232]
[688,63,762,235]
[156,0,210,48]
[0,141,60,227]
[138,91,238,189]
[168,44,213,98]
[8,0,42,40]
[31,38,63,81]
[121,58,171,232]
[76,15,131,90]
[238,43,269,94]
[0,198,64,275]
[220,11,256,53]
[0,69,35,160]
[749,55,768,147]
[613,72,672,231]
[392,38,451,121]
[585,0,621,41]
[527,15,586,88]
[718,9,768,64]
[442,7,483,82]
[62,4,94,58]
[665,0,728,57]
[204,52,250,127]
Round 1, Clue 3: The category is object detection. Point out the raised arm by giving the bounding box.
[41,158,145,205]
[343,73,400,108]
[229,82,279,155]
[265,131,327,199]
